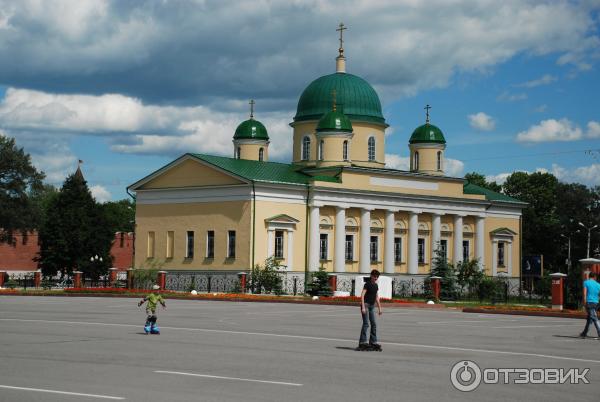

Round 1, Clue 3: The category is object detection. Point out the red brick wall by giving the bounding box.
[0,231,133,271]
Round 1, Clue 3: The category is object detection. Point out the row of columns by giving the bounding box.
[308,205,486,274]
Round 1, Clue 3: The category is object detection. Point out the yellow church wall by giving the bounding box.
[135,201,251,270]
[140,159,244,189]
[253,200,308,272]
[484,216,521,277]
[410,145,445,175]
[292,121,318,164]
[316,135,352,168]
[237,143,269,161]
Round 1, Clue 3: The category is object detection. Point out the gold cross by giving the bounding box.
[332,89,337,111]
[424,104,431,123]
[249,99,255,119]
[336,22,347,55]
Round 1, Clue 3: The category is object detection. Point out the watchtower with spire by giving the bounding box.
[232,99,270,162]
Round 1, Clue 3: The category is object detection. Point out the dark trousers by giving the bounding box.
[359,303,377,344]
[582,302,600,337]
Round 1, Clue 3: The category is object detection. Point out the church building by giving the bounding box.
[128,26,525,292]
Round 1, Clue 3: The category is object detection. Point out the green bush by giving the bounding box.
[306,267,332,296]
[248,257,284,295]
[430,246,457,300]
[456,259,484,299]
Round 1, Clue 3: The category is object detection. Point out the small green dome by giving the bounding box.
[233,119,269,140]
[409,123,446,144]
[294,73,386,125]
[316,110,353,132]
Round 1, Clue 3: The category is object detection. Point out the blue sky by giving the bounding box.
[0,1,599,201]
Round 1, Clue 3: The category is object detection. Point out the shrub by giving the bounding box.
[306,267,332,296]
[248,257,284,295]
[430,246,457,300]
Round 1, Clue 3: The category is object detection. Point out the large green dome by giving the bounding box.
[409,123,446,144]
[233,119,269,140]
[294,73,386,125]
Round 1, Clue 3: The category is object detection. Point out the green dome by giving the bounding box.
[409,123,446,144]
[294,73,386,125]
[316,109,353,132]
[233,119,269,140]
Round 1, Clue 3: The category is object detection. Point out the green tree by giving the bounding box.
[306,266,333,296]
[0,135,45,244]
[38,168,114,279]
[102,199,135,233]
[248,257,284,294]
[464,172,502,193]
[455,259,484,298]
[429,247,457,300]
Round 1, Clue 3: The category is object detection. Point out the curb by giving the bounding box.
[463,307,586,319]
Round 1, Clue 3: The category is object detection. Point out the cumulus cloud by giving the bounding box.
[515,74,557,88]
[497,91,528,102]
[587,121,600,139]
[516,118,583,142]
[90,185,112,203]
[551,163,600,186]
[485,173,512,185]
[468,112,495,131]
[0,1,597,106]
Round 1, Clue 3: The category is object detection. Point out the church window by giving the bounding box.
[463,240,470,261]
[319,140,324,161]
[437,151,442,171]
[302,136,311,161]
[345,235,354,261]
[320,233,328,260]
[166,231,174,258]
[418,238,425,263]
[259,147,264,161]
[206,231,215,258]
[414,152,419,170]
[343,140,349,161]
[236,147,241,160]
[440,239,448,260]
[498,242,505,267]
[227,230,236,258]
[394,237,402,263]
[186,231,194,259]
[370,236,379,262]
[275,230,284,259]
[368,137,375,161]
[147,231,155,258]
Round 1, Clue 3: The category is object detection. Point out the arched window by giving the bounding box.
[302,136,311,161]
[413,151,419,170]
[236,147,241,160]
[259,148,264,162]
[437,151,442,171]
[343,140,348,161]
[319,140,324,161]
[368,137,376,161]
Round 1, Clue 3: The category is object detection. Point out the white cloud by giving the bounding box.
[587,121,600,139]
[497,91,528,102]
[516,118,583,143]
[515,74,557,88]
[90,184,111,203]
[468,112,495,131]
[485,173,512,185]
[551,163,600,186]
[384,153,464,177]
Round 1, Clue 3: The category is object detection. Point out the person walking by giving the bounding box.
[358,269,383,350]
[580,271,600,339]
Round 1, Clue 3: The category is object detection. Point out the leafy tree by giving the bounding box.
[0,135,45,244]
[248,257,284,295]
[429,247,457,300]
[38,168,114,279]
[464,172,502,193]
[102,199,135,233]
[455,259,484,298]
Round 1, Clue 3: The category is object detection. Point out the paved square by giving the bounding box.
[0,296,597,401]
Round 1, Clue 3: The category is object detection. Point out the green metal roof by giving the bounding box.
[409,123,446,144]
[463,182,525,204]
[316,109,353,132]
[233,119,269,140]
[294,73,386,125]
[191,153,311,185]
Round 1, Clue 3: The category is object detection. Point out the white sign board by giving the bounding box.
[353,275,392,299]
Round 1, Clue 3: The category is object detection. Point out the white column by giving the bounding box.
[308,205,320,272]
[384,210,395,274]
[507,242,513,277]
[286,231,293,272]
[432,213,442,255]
[453,215,464,265]
[408,211,419,274]
[334,206,346,273]
[267,229,274,257]
[476,217,485,269]
[492,240,498,276]
[359,208,371,273]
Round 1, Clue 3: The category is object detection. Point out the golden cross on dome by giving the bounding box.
[424,104,431,124]
[332,89,337,111]
[336,22,347,56]
[249,99,255,119]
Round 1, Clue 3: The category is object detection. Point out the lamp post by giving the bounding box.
[578,222,599,259]
[90,255,103,284]
[560,234,572,274]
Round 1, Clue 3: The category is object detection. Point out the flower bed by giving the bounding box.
[463,306,586,319]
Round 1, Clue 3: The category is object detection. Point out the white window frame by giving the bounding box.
[274,230,284,259]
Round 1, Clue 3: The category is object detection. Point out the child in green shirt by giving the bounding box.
[138,285,166,334]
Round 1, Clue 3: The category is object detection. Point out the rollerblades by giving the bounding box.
[355,343,382,352]
[144,315,160,335]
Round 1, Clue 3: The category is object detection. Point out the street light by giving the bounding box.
[560,234,572,273]
[578,222,599,258]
